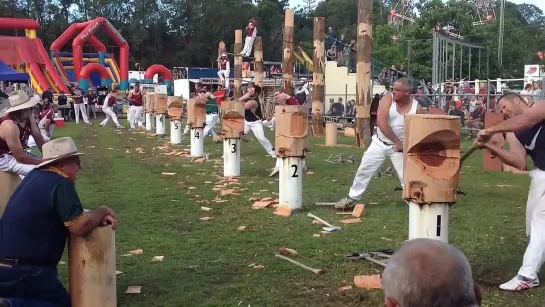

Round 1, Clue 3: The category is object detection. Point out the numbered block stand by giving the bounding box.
[221,100,245,178]
[403,114,461,243]
[154,94,168,137]
[144,93,156,132]
[275,105,309,215]
[187,98,207,158]
[69,226,116,307]
[167,96,184,145]
[145,112,153,131]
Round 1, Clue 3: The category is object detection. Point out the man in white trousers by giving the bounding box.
[240,83,281,176]
[240,18,258,57]
[99,89,124,129]
[334,78,423,209]
[72,84,90,125]
[197,89,219,137]
[474,93,545,291]
[128,82,144,129]
[217,53,230,88]
[0,91,44,176]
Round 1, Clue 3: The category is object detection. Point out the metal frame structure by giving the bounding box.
[431,32,485,87]
[388,0,415,40]
[469,0,496,26]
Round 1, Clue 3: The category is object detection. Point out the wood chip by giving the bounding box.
[512,170,529,175]
[188,186,197,190]
[125,286,142,294]
[200,216,213,221]
[116,270,123,275]
[129,249,143,255]
[261,197,273,201]
[312,234,321,238]
[354,275,383,289]
[192,157,206,163]
[249,197,260,202]
[162,172,176,176]
[252,200,275,209]
[152,256,165,262]
[273,206,292,217]
[352,204,365,218]
[237,225,246,231]
[220,189,239,196]
[340,218,361,224]
[306,171,315,175]
[248,263,265,269]
[337,285,352,292]
[201,206,212,211]
[279,247,298,255]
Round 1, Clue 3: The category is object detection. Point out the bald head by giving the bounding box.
[383,239,481,307]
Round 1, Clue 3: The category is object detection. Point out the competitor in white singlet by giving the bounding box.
[335,78,424,209]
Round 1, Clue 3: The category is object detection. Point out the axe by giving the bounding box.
[459,146,477,167]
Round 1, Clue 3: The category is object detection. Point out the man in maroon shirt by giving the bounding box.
[241,18,258,57]
[0,91,44,176]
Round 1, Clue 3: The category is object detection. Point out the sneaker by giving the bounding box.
[499,275,540,291]
[269,167,279,177]
[334,197,357,210]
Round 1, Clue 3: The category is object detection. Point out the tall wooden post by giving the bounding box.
[355,0,373,147]
[282,9,295,95]
[234,30,243,99]
[311,17,325,136]
[254,37,264,88]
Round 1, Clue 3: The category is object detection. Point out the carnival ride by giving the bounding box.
[0,18,70,94]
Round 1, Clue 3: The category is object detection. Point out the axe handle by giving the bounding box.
[460,147,477,166]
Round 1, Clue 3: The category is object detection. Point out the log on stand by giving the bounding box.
[355,0,373,147]
[282,9,295,95]
[234,30,243,99]
[312,17,325,137]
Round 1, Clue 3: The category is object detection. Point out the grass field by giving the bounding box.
[54,119,544,307]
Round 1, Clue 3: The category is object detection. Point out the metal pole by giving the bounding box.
[459,45,463,81]
[432,33,438,86]
[468,47,472,82]
[498,0,505,65]
[452,43,455,81]
[478,49,482,79]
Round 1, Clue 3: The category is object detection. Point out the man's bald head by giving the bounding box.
[383,239,481,307]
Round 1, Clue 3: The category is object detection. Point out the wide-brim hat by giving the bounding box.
[1,91,40,115]
[37,137,85,168]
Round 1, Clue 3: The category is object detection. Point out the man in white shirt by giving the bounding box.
[335,78,424,209]
[99,89,123,129]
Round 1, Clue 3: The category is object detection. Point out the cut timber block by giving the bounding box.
[325,122,337,146]
[186,98,206,128]
[352,204,365,218]
[344,127,356,138]
[483,112,505,172]
[0,172,21,217]
[167,96,184,119]
[275,105,308,157]
[221,100,245,139]
[273,206,292,217]
[403,114,461,203]
[144,93,156,113]
[154,93,168,114]
[69,226,116,307]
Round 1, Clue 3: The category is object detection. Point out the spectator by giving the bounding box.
[383,238,482,307]
[326,98,344,116]
[41,87,53,104]
[326,45,337,61]
[532,81,543,101]
[336,33,346,63]
[398,65,406,76]
[378,68,389,85]
[294,82,309,105]
[326,27,336,50]
[389,65,398,84]
[346,100,355,117]
[447,101,465,125]
[57,91,68,119]
[520,83,534,105]
[465,100,485,137]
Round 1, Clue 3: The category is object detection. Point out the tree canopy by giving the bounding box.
[0,0,543,82]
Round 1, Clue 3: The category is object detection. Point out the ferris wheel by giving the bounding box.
[469,0,496,26]
[388,0,415,41]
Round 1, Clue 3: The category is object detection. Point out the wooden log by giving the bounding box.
[69,226,116,307]
[482,112,504,172]
[283,9,295,95]
[221,100,245,139]
[312,17,325,137]
[355,0,373,147]
[186,98,206,128]
[275,105,308,157]
[144,93,156,113]
[234,30,243,99]
[325,122,338,146]
[344,127,356,137]
[403,114,461,203]
[254,37,264,88]
[0,172,21,217]
[154,93,168,114]
[167,96,184,120]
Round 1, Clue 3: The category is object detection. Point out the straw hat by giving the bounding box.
[37,137,85,168]
[1,91,41,115]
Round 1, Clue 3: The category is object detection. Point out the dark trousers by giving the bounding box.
[0,265,70,307]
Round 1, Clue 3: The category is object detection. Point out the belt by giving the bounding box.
[377,136,394,146]
[207,112,218,115]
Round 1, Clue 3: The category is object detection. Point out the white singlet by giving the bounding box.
[376,96,418,144]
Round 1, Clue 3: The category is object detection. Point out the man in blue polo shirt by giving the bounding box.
[0,137,117,306]
[475,92,545,291]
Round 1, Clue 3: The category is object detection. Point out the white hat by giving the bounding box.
[37,137,85,168]
[1,91,40,115]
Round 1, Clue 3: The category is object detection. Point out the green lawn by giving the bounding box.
[54,119,543,307]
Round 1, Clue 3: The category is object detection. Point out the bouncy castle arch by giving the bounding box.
[50,20,107,63]
[78,63,111,90]
[72,17,129,90]
[144,65,173,95]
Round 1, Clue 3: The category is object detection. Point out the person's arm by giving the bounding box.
[376,95,402,148]
[29,116,45,151]
[1,121,41,165]
[474,132,527,170]
[52,180,117,237]
[240,91,251,101]
[486,102,545,135]
[245,100,257,110]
